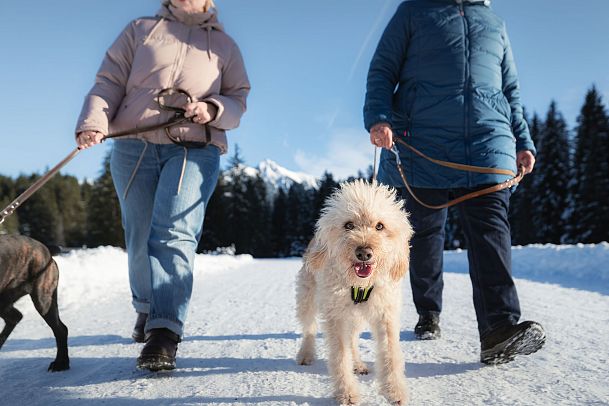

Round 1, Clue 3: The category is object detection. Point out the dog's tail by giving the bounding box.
[296,264,318,365]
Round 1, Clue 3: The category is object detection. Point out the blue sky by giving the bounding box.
[1,0,608,181]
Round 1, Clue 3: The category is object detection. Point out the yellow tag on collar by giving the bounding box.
[351,286,374,304]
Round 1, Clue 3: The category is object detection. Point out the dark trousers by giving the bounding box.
[398,186,521,338]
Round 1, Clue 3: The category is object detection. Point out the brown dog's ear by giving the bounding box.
[303,235,328,273]
[390,244,410,281]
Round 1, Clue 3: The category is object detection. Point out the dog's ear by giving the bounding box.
[390,246,410,281]
[303,235,328,272]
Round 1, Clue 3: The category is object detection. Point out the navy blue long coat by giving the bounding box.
[364,0,535,189]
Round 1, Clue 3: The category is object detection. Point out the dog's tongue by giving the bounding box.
[354,262,373,278]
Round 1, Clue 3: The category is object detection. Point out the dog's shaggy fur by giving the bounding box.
[296,180,413,405]
[0,234,69,371]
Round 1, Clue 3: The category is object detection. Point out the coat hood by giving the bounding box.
[157,1,223,30]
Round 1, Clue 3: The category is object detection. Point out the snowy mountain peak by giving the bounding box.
[258,159,318,192]
[222,159,318,203]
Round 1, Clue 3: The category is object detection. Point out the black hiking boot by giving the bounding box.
[136,328,180,371]
[414,313,441,340]
[132,313,147,343]
[480,321,546,365]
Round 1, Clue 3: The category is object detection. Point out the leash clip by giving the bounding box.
[390,143,402,166]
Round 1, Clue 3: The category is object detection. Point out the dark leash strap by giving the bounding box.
[0,88,209,225]
[391,135,525,210]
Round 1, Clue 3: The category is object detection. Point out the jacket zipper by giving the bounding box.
[167,26,193,142]
[460,3,472,187]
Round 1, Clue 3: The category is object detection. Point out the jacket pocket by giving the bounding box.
[393,82,418,129]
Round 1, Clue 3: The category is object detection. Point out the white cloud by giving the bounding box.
[293,128,375,180]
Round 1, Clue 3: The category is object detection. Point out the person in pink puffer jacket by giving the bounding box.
[76,0,250,371]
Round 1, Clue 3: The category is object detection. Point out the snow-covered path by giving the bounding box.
[1,245,608,405]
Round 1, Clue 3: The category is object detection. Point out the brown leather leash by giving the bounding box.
[390,136,525,210]
[0,88,207,225]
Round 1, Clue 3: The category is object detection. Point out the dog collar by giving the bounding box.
[351,286,374,304]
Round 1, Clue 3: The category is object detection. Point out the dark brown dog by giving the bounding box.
[0,234,69,371]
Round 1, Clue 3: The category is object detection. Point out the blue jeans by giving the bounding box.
[398,187,521,338]
[110,139,220,337]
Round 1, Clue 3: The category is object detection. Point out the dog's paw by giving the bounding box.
[336,391,361,405]
[296,350,315,366]
[383,381,409,406]
[353,362,369,375]
[48,358,70,372]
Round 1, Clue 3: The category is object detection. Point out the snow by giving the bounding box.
[1,244,608,405]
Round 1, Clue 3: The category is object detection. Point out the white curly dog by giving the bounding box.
[296,180,413,405]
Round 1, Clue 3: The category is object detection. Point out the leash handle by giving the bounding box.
[103,87,195,141]
[0,148,81,225]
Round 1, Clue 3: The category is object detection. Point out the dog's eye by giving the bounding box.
[375,222,384,231]
[344,222,355,230]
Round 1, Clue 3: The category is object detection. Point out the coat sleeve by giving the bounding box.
[75,21,137,136]
[501,24,536,154]
[204,41,251,131]
[363,2,411,132]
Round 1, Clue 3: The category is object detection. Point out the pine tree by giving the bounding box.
[531,102,571,244]
[271,188,289,256]
[0,175,19,234]
[510,113,542,245]
[14,174,60,244]
[86,153,124,247]
[224,145,254,254]
[567,87,609,243]
[199,176,229,252]
[313,171,338,219]
[286,183,317,256]
[243,174,273,257]
[51,174,87,247]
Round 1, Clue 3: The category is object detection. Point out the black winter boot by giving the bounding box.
[136,328,181,371]
[480,321,546,365]
[414,313,441,340]
[132,313,147,343]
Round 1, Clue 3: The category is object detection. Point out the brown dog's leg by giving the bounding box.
[39,289,69,372]
[0,306,23,349]
[31,259,69,371]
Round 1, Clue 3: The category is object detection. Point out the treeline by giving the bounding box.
[448,86,609,248]
[1,87,608,255]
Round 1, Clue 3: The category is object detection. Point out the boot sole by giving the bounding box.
[137,354,176,371]
[415,330,441,340]
[481,323,546,365]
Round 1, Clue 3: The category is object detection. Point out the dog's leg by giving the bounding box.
[0,306,23,349]
[31,260,69,372]
[296,267,318,365]
[38,289,70,372]
[371,310,408,405]
[325,318,361,405]
[350,326,368,375]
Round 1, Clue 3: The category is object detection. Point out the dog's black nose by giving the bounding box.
[355,246,373,261]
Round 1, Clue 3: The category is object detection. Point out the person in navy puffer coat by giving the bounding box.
[364,0,545,365]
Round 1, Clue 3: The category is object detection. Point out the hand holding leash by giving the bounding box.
[369,122,394,149]
[76,131,105,150]
[516,150,535,175]
[183,102,218,125]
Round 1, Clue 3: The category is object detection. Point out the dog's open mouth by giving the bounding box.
[353,262,374,278]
